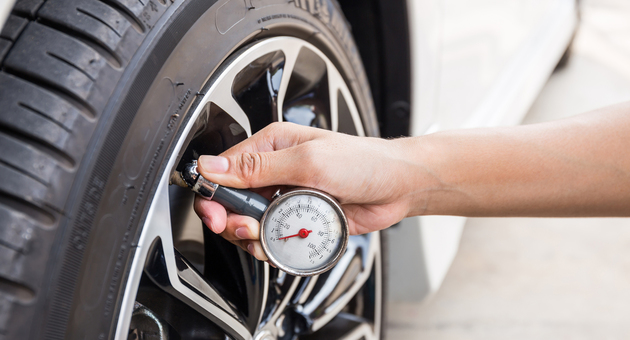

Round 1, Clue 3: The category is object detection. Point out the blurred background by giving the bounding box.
[387,0,630,338]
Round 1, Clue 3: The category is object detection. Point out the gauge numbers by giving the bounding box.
[261,190,347,275]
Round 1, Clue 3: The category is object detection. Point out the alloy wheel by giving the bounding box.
[115,37,382,340]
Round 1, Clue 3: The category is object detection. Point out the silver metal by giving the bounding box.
[193,176,218,200]
[255,274,301,338]
[115,179,253,340]
[297,275,319,304]
[299,232,381,335]
[143,243,249,334]
[254,330,274,340]
[271,189,282,201]
[260,188,349,277]
[179,160,219,200]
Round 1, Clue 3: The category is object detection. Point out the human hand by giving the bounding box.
[194,122,423,260]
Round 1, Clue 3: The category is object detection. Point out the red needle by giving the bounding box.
[278,228,313,240]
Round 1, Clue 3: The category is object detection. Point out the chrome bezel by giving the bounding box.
[260,188,349,277]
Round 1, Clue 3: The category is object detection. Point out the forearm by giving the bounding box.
[404,102,630,217]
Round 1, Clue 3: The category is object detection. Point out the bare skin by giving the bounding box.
[194,101,630,260]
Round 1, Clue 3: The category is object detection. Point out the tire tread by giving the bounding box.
[0,15,29,41]
[0,204,37,253]
[12,0,45,18]
[0,0,171,338]
[37,0,131,67]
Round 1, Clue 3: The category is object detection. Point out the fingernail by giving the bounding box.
[235,227,249,240]
[198,155,229,173]
[202,217,217,234]
[247,243,255,255]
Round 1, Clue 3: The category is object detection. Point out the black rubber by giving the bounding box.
[0,0,385,339]
[0,1,174,338]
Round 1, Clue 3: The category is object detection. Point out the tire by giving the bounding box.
[0,0,385,339]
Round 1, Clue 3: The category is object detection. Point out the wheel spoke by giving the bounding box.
[258,271,301,337]
[297,274,319,304]
[117,181,251,340]
[207,85,253,137]
[275,43,302,122]
[143,237,251,340]
[325,61,365,136]
[272,273,300,321]
[297,232,380,332]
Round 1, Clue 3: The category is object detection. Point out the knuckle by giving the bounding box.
[236,152,265,183]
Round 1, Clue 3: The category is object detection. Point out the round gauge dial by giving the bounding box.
[260,189,348,276]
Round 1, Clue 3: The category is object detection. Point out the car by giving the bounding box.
[0,0,577,339]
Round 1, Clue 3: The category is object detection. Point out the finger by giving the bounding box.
[242,240,268,261]
[197,146,314,189]
[194,197,227,234]
[197,124,329,189]
[229,239,249,253]
[219,231,267,262]
[343,202,408,235]
[232,239,267,262]
[220,212,260,241]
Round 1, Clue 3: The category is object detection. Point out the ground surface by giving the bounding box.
[386,0,630,338]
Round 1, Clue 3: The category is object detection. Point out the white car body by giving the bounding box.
[389,0,578,301]
[0,0,578,302]
[0,1,13,33]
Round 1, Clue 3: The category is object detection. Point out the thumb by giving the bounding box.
[197,148,309,189]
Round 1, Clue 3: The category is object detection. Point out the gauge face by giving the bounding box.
[260,190,348,276]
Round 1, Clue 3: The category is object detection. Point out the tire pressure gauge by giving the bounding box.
[171,161,349,277]
[260,188,348,276]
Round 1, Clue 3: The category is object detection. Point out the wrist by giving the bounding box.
[394,134,451,217]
